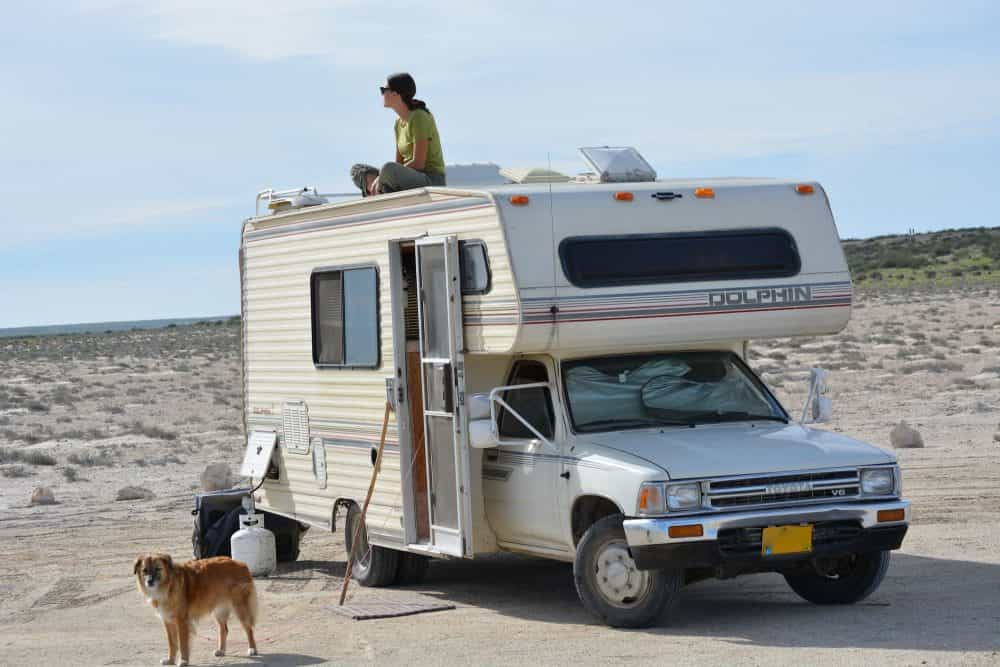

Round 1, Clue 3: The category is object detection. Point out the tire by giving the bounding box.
[394,552,430,586]
[345,504,399,587]
[573,514,683,628]
[783,550,890,605]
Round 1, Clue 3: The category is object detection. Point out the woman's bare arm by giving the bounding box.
[405,139,428,171]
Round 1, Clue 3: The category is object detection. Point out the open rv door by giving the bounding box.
[414,236,473,556]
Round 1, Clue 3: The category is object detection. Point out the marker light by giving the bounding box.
[614,192,634,201]
[668,524,704,538]
[509,195,530,205]
[694,188,715,199]
[877,509,905,523]
[796,184,815,195]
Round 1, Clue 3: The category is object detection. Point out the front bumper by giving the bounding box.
[623,500,909,571]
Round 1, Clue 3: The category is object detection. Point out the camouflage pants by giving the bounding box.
[350,162,446,196]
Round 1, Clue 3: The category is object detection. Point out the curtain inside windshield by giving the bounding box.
[563,353,780,431]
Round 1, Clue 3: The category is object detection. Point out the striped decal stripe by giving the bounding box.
[518,281,851,325]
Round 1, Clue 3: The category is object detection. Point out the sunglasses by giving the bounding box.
[379,86,393,95]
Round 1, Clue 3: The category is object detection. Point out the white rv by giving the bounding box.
[240,152,909,627]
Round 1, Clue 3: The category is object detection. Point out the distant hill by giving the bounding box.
[843,226,1000,287]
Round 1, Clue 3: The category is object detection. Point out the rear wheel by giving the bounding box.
[573,514,682,628]
[345,504,398,587]
[783,550,890,604]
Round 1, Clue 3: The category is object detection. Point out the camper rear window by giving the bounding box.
[559,229,800,287]
[311,266,379,368]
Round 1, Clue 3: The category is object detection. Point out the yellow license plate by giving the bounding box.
[762,524,813,556]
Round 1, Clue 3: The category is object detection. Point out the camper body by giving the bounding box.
[240,177,909,627]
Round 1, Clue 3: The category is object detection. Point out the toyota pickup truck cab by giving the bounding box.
[239,149,909,627]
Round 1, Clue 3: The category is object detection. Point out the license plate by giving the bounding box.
[761,524,813,556]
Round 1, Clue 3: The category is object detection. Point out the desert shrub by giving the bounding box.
[26,401,49,413]
[901,360,964,374]
[62,466,81,482]
[67,450,115,467]
[0,447,57,466]
[130,421,178,441]
[2,465,31,478]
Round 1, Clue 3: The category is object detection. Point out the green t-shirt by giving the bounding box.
[394,109,445,175]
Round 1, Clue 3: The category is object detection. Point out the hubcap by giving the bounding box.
[593,540,651,606]
[349,513,372,573]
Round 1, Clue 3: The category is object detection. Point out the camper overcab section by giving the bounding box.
[240,160,909,628]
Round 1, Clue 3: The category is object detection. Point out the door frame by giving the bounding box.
[388,236,474,557]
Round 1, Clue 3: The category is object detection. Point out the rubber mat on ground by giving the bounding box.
[325,595,455,620]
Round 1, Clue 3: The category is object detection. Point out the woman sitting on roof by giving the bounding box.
[350,72,447,197]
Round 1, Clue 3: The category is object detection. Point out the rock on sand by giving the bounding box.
[30,487,56,506]
[201,462,234,492]
[890,421,925,449]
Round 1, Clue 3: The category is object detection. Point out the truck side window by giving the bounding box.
[498,360,555,439]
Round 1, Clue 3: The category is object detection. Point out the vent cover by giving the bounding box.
[282,401,311,453]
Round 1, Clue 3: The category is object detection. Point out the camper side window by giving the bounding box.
[459,240,491,294]
[498,360,555,439]
[559,228,801,287]
[310,266,379,368]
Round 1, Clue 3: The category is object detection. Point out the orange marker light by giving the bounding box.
[668,524,704,539]
[694,188,715,199]
[877,509,905,523]
[796,184,815,195]
[614,191,634,202]
[509,195,530,205]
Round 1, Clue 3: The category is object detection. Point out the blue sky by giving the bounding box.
[2,1,998,327]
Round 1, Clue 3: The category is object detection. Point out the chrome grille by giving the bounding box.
[706,469,860,510]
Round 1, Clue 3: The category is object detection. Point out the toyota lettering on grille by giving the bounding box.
[764,481,814,495]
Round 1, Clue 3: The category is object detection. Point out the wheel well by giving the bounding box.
[571,495,623,545]
[331,498,355,532]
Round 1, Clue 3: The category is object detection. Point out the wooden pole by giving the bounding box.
[339,401,392,606]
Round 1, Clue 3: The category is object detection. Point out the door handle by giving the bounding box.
[559,471,570,480]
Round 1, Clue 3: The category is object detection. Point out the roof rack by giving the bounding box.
[255,187,355,217]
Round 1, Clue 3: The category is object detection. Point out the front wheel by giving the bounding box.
[783,550,890,604]
[573,514,682,628]
[345,504,399,587]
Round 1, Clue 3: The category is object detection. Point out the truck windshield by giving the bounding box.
[562,351,788,433]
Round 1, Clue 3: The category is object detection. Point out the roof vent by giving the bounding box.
[499,166,572,184]
[578,146,656,183]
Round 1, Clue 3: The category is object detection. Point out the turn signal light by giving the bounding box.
[668,524,704,539]
[877,509,905,523]
[509,195,530,205]
[796,184,815,195]
[694,188,715,199]
[614,192,634,202]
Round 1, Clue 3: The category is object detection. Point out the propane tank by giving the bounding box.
[230,496,276,577]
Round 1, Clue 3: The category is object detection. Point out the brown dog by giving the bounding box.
[134,554,258,666]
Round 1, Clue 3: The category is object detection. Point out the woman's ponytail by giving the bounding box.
[406,97,429,113]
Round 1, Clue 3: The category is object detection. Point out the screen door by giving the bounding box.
[415,236,472,556]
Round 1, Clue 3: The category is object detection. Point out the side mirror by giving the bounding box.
[467,393,498,449]
[469,419,499,449]
[813,396,833,423]
[465,386,555,449]
[801,368,833,423]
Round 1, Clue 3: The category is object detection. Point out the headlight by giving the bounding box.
[667,482,702,511]
[861,468,895,495]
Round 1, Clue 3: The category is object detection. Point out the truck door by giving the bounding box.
[414,236,473,557]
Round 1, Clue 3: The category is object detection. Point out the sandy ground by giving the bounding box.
[1,289,999,666]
